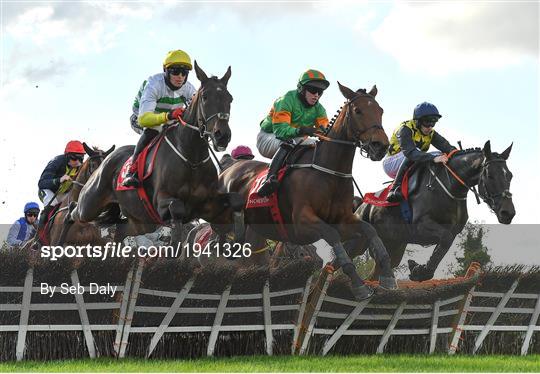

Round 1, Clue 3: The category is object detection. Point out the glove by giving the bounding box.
[59,175,72,183]
[298,126,317,136]
[167,107,185,121]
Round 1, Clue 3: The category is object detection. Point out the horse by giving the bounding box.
[211,82,397,300]
[45,143,115,246]
[66,62,236,244]
[354,141,515,281]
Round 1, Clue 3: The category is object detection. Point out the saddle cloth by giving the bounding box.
[363,170,412,207]
[246,167,289,240]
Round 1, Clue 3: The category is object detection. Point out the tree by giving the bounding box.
[453,222,492,276]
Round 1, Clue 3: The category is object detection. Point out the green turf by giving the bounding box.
[1,355,539,372]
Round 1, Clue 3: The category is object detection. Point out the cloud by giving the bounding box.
[2,2,152,89]
[21,59,74,84]
[370,2,538,75]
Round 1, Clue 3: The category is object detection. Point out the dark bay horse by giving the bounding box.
[68,62,234,241]
[213,83,397,300]
[355,141,515,281]
[46,143,115,246]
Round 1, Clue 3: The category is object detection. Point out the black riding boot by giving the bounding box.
[122,128,159,187]
[38,205,54,232]
[257,142,294,197]
[387,158,413,202]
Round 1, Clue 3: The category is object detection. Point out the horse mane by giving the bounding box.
[453,147,482,157]
[325,88,371,134]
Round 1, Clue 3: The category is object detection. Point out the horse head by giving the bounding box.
[185,61,232,151]
[336,82,389,161]
[81,142,115,179]
[479,140,515,224]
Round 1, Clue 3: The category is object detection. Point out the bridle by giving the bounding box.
[178,83,231,140]
[478,158,513,212]
[319,92,385,158]
[168,82,231,168]
[429,151,512,211]
[288,92,384,197]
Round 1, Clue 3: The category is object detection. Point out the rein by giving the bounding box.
[430,150,511,206]
[167,85,231,170]
[287,93,383,199]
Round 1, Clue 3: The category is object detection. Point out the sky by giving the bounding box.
[0,1,539,273]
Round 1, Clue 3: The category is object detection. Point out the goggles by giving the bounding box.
[304,85,324,96]
[167,66,189,76]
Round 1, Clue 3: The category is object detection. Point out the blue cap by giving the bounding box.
[413,102,442,120]
[24,202,40,213]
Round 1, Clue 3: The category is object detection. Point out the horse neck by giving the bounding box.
[445,151,484,192]
[315,106,356,174]
[67,162,89,202]
[173,95,209,161]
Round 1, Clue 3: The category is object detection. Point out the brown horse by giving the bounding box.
[67,62,235,243]
[46,143,115,246]
[212,83,397,300]
[355,141,515,281]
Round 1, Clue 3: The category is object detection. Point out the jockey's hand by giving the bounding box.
[433,154,449,164]
[298,126,317,137]
[167,107,185,121]
[60,174,72,183]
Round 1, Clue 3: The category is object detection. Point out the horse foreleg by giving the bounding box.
[409,220,456,281]
[202,192,245,242]
[294,208,373,301]
[338,218,397,290]
[161,199,186,246]
[56,202,77,246]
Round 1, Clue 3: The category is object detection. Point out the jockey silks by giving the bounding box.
[260,90,328,140]
[132,72,196,128]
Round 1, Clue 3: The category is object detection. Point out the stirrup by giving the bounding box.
[122,173,141,187]
[257,176,278,197]
[386,189,403,202]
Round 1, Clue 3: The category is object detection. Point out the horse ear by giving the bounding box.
[105,145,115,157]
[194,60,208,83]
[337,81,355,100]
[483,140,492,159]
[220,66,231,86]
[368,85,378,97]
[82,142,95,157]
[500,142,513,160]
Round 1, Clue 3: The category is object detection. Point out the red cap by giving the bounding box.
[64,140,85,154]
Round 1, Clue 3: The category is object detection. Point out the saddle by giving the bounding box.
[37,204,62,245]
[362,165,426,223]
[246,167,289,240]
[115,127,173,224]
[245,144,314,241]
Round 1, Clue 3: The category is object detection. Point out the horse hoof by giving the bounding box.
[379,276,398,290]
[408,259,419,272]
[351,284,374,301]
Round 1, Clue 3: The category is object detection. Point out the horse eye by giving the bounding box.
[202,94,208,101]
[354,107,362,115]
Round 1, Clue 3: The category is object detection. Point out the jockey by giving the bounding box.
[219,145,255,170]
[123,49,197,187]
[37,140,86,229]
[7,202,40,247]
[256,69,330,196]
[384,102,456,202]
[231,145,255,160]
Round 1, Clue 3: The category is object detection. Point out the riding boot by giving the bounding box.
[387,158,413,202]
[38,205,53,232]
[257,142,294,197]
[122,128,159,187]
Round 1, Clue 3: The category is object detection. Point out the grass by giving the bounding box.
[1,355,539,372]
